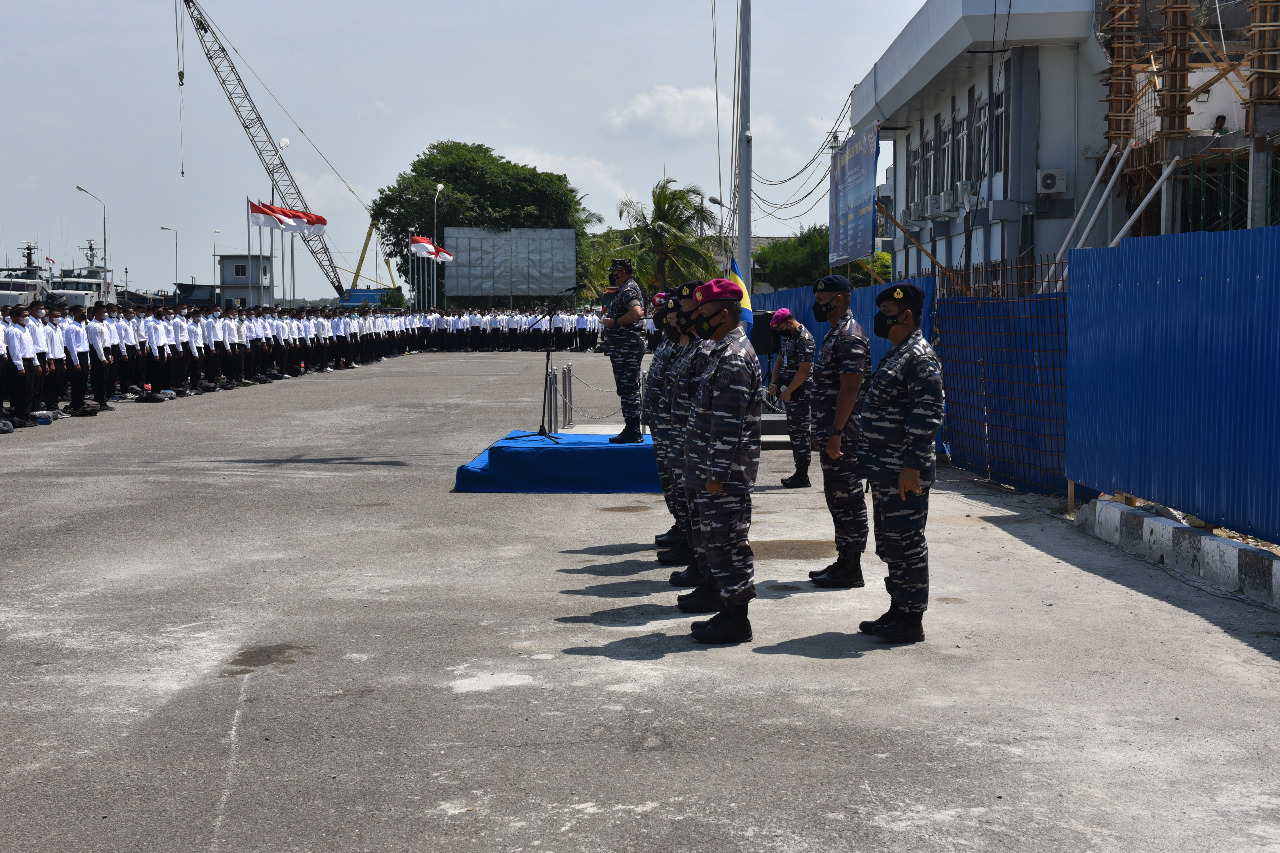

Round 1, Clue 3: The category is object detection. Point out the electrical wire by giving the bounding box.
[198,6,369,212]
[711,0,725,223]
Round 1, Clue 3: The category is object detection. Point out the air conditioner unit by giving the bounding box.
[940,190,959,214]
[876,182,893,199]
[954,181,974,206]
[885,165,895,185]
[906,203,926,226]
[925,194,943,219]
[1037,169,1068,195]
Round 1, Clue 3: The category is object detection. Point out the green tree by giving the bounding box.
[616,179,717,293]
[370,141,601,301]
[753,224,891,290]
[379,287,406,309]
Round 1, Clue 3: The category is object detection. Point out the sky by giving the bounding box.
[1,0,924,300]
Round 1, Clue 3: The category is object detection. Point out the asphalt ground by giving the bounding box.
[3,350,1279,853]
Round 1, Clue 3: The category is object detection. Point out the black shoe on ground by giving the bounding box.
[859,578,902,634]
[656,541,695,565]
[780,469,811,488]
[668,564,702,588]
[608,417,644,444]
[654,524,682,547]
[677,584,720,614]
[691,604,752,644]
[808,557,840,580]
[871,611,925,644]
[810,551,865,588]
[98,404,116,412]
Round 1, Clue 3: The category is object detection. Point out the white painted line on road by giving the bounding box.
[210,672,253,853]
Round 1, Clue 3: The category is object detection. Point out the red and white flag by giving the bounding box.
[249,201,327,236]
[435,247,454,263]
[410,236,437,258]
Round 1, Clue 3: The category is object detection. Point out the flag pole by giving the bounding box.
[245,197,251,309]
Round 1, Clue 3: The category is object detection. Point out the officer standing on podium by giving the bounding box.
[601,258,646,444]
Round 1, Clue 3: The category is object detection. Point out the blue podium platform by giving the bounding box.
[454,430,661,494]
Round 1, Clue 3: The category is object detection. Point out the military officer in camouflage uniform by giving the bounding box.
[642,294,681,545]
[808,274,872,589]
[665,283,715,578]
[601,259,647,444]
[679,278,762,644]
[767,308,815,488]
[855,284,945,643]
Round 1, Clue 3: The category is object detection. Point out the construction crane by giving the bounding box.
[180,0,346,297]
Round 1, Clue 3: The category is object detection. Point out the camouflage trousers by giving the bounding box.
[819,448,869,554]
[781,386,812,469]
[688,487,756,604]
[870,482,930,613]
[652,432,680,523]
[605,336,646,420]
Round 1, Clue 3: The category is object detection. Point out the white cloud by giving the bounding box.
[502,147,630,219]
[605,85,731,139]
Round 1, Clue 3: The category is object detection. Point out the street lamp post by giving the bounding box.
[160,226,179,287]
[212,229,221,307]
[75,185,107,279]
[433,183,444,308]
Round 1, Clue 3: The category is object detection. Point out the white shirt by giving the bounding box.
[87,319,112,360]
[5,321,36,368]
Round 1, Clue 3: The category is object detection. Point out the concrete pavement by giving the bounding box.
[3,350,1279,852]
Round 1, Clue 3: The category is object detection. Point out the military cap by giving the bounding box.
[876,283,925,313]
[768,307,792,328]
[677,280,703,300]
[650,292,667,307]
[813,274,852,293]
[608,258,634,272]
[665,296,680,312]
[693,278,743,304]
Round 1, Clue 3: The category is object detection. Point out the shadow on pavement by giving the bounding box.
[555,603,691,628]
[562,631,711,661]
[561,579,673,598]
[558,559,660,578]
[752,631,890,659]
[937,474,1280,666]
[561,543,655,557]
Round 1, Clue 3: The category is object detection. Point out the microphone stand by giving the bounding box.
[507,284,583,443]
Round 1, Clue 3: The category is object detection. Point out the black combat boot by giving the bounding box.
[810,550,865,588]
[859,578,903,634]
[676,584,720,613]
[609,417,643,444]
[654,523,682,547]
[691,603,752,644]
[871,610,924,644]
[656,540,695,565]
[780,464,811,488]
[669,563,702,587]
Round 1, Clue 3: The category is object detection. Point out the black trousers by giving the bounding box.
[69,357,87,410]
[6,357,34,419]
[44,357,65,409]
[89,351,109,406]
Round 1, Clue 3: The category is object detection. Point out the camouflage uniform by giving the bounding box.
[602,278,646,420]
[855,329,945,613]
[668,340,715,548]
[811,308,872,555]
[643,338,679,521]
[776,324,815,469]
[684,325,762,604]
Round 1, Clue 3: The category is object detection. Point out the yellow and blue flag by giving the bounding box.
[728,257,754,336]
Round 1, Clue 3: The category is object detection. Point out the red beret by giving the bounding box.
[769,308,792,328]
[693,278,744,304]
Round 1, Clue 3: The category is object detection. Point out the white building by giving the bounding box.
[850,0,1108,277]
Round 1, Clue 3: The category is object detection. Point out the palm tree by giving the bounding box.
[617,179,717,292]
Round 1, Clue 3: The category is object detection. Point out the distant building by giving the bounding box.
[215,254,274,307]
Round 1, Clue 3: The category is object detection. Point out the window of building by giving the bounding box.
[907,140,923,205]
[922,135,937,197]
[973,99,990,184]
[940,122,953,192]
[954,112,970,185]
[234,263,247,278]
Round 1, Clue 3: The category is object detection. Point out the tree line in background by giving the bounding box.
[370,141,888,308]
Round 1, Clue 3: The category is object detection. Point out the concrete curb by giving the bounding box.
[1076,499,1280,608]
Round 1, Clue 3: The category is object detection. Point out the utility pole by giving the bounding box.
[736,0,752,292]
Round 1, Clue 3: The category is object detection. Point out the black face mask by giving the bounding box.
[873,310,905,339]
[693,310,724,340]
[662,323,681,343]
[811,300,833,322]
[675,308,696,334]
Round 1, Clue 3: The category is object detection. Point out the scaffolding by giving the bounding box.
[1246,0,1280,135]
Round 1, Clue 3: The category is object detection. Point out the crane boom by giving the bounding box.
[181,0,346,297]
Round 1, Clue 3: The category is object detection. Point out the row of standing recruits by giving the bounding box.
[644,275,945,645]
[413,310,603,352]
[641,276,764,643]
[0,301,427,427]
